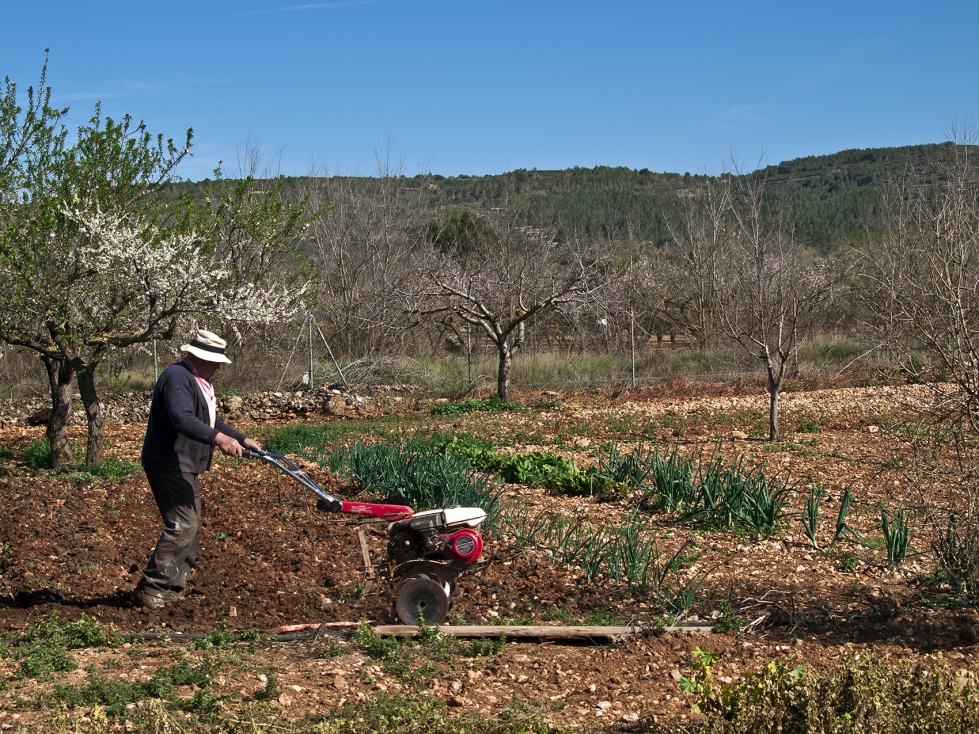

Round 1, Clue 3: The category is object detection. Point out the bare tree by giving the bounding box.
[302,144,428,359]
[857,128,979,428]
[417,210,593,400]
[661,174,732,349]
[716,160,835,441]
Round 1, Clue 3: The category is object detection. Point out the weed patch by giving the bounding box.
[354,622,504,682]
[23,438,52,469]
[431,395,524,416]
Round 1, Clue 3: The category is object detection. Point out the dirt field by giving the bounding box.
[1,382,977,730]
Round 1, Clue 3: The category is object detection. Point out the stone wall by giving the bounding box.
[0,386,387,427]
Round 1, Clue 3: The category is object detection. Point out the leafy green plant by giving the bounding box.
[680,647,806,718]
[27,611,121,649]
[49,673,155,714]
[3,613,129,681]
[882,506,911,568]
[679,647,725,714]
[251,672,280,701]
[832,487,860,544]
[326,439,501,526]
[711,600,746,634]
[153,656,220,692]
[188,623,266,651]
[428,432,500,468]
[11,640,77,681]
[23,437,52,469]
[355,622,415,678]
[802,485,823,549]
[839,550,860,571]
[497,451,598,494]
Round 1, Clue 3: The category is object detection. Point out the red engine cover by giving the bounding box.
[440,528,483,563]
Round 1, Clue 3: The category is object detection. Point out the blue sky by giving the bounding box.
[4,1,977,181]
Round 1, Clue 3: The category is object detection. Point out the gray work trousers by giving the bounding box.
[138,470,201,593]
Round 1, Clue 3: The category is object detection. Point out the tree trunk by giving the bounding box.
[42,355,75,469]
[766,360,782,442]
[768,385,780,442]
[496,341,513,402]
[77,365,104,465]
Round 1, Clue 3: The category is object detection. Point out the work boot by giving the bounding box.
[133,587,167,610]
[159,589,186,603]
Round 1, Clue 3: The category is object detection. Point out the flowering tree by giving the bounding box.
[0,69,310,467]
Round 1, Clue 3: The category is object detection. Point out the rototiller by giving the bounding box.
[249,449,490,625]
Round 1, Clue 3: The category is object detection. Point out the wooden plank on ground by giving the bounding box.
[371,624,713,640]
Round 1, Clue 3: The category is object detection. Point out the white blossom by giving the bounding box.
[62,205,307,341]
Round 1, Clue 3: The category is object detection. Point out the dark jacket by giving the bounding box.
[141,361,247,474]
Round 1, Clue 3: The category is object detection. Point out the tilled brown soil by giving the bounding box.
[1,384,978,729]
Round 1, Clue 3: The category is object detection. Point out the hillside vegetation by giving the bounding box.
[205,142,959,251]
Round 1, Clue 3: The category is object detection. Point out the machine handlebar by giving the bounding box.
[248,449,413,521]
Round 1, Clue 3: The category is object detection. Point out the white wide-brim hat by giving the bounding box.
[181,329,232,364]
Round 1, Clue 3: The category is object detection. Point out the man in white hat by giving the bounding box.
[134,329,261,610]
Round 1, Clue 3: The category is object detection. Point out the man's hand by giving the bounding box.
[243,437,262,452]
[214,433,245,457]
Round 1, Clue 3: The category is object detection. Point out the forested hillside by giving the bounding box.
[241,142,954,251]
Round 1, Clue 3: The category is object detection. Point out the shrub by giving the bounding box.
[933,510,979,597]
[659,653,979,733]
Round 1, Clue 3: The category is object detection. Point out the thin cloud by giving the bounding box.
[246,0,397,15]
[795,63,845,89]
[719,104,768,121]
[53,91,123,102]
[175,75,233,86]
[54,79,159,103]
[51,76,225,106]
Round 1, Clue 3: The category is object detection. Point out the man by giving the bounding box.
[134,329,261,610]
